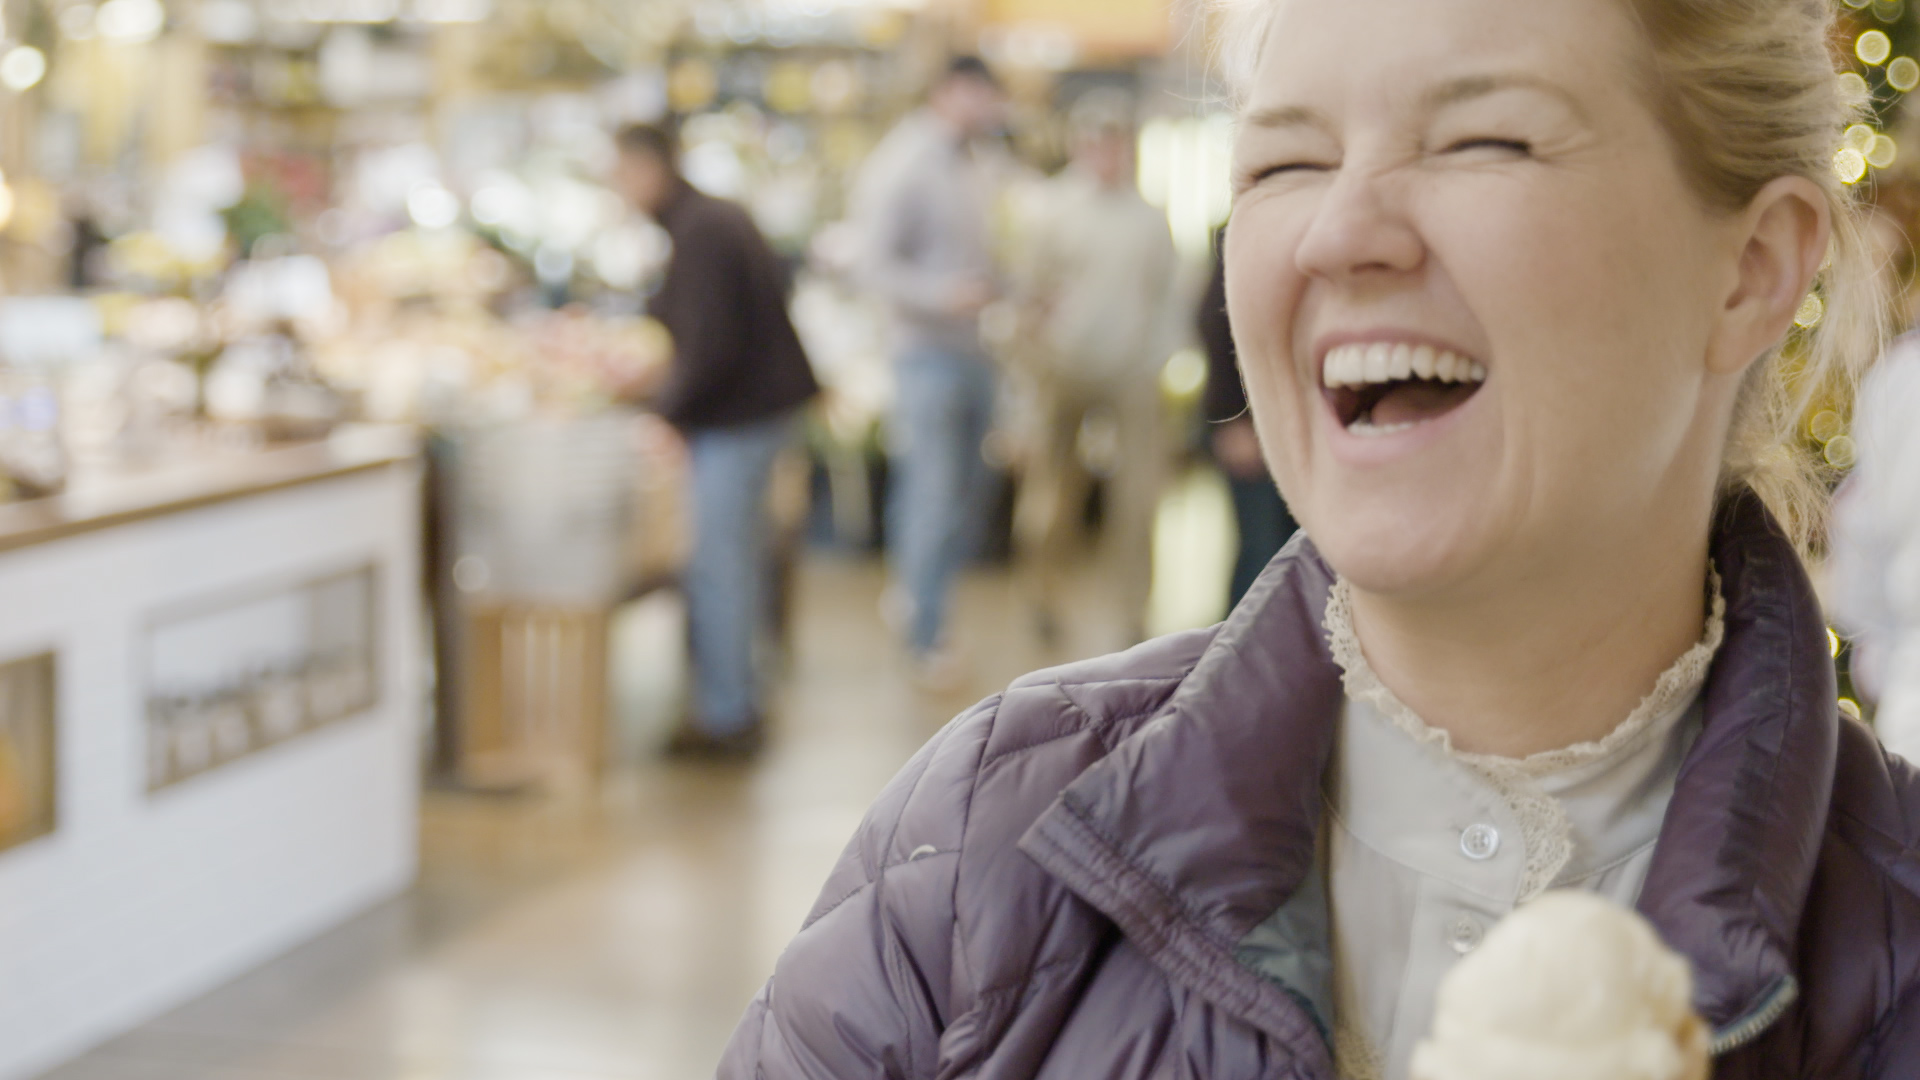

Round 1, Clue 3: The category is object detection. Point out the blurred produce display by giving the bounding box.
[0,0,983,500]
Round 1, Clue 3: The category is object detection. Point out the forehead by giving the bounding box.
[1248,0,1643,111]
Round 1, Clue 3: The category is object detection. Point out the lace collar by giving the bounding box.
[1324,568,1727,899]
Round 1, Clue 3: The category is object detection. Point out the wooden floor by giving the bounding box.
[38,540,1206,1080]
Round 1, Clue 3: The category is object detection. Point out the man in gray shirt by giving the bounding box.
[857,56,1006,684]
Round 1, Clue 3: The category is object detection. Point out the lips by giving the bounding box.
[1321,341,1486,437]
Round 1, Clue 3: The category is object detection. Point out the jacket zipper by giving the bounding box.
[1709,976,1799,1056]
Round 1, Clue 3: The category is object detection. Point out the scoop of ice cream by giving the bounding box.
[1410,891,1710,1080]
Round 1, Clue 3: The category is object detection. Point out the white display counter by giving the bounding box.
[0,427,424,1080]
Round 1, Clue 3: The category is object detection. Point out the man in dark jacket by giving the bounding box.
[614,123,819,758]
[719,493,1920,1077]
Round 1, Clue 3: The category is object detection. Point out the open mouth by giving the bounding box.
[1322,342,1486,437]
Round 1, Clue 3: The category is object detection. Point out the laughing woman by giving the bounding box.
[720,0,1920,1076]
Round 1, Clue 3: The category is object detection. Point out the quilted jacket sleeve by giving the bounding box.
[717,697,1001,1079]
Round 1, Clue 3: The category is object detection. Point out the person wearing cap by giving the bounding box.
[1010,88,1178,646]
[854,56,1009,687]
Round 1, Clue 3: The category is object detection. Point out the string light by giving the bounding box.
[1891,56,1920,92]
[1868,134,1899,168]
[1835,147,1869,184]
[1859,29,1893,65]
[1811,409,1845,442]
[1825,434,1859,469]
[1795,294,1826,329]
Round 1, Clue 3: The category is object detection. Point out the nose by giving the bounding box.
[1293,166,1425,282]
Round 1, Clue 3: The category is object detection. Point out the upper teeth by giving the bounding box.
[1322,343,1486,389]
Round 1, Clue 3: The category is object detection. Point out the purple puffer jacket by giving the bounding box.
[721,493,1920,1079]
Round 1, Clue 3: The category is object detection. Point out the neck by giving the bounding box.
[1346,506,1714,758]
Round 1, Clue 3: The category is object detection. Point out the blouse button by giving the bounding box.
[1460,823,1501,861]
[1447,914,1484,956]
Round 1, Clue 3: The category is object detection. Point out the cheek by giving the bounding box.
[1223,202,1313,412]
[1424,178,1715,426]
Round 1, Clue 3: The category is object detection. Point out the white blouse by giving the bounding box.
[1322,576,1727,1080]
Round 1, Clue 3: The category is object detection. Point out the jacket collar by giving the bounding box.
[653,178,698,230]
[1020,490,1834,1057]
[1019,533,1344,1068]
[1635,491,1836,1030]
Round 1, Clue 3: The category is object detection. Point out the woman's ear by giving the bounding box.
[1708,175,1831,376]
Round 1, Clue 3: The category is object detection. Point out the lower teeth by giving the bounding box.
[1349,418,1417,438]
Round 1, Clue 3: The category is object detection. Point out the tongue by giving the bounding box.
[1368,380,1479,426]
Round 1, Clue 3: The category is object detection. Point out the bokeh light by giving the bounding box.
[406,184,461,230]
[1835,147,1870,184]
[1795,294,1826,329]
[1826,434,1859,469]
[1869,134,1900,168]
[1891,56,1920,92]
[1160,348,1208,400]
[1811,409,1846,442]
[95,0,164,43]
[0,46,47,92]
[1859,29,1894,65]
[1840,72,1873,103]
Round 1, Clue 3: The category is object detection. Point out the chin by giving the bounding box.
[1299,490,1494,600]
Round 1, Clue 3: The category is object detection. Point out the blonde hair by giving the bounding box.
[1213,0,1888,554]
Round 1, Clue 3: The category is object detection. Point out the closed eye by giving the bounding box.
[1443,137,1532,156]
[1250,161,1334,183]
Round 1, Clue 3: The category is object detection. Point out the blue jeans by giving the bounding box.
[686,414,795,735]
[889,347,997,654]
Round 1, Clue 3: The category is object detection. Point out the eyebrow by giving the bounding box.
[1240,73,1588,130]
[1420,73,1589,120]
[1242,104,1331,132]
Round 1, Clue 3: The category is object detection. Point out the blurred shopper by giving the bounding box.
[1012,90,1176,645]
[724,0,1920,1072]
[857,57,1007,685]
[1831,332,1920,760]
[1199,238,1298,610]
[612,124,819,759]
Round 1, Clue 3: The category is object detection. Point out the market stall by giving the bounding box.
[0,425,422,1080]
